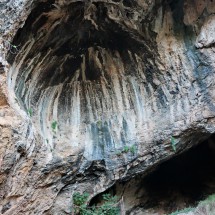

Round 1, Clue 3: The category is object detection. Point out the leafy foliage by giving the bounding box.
[171,136,177,152]
[121,145,137,154]
[73,192,90,206]
[51,121,58,131]
[27,108,33,117]
[116,145,137,156]
[129,145,137,154]
[2,38,21,54]
[96,120,102,128]
[123,146,130,153]
[73,192,120,215]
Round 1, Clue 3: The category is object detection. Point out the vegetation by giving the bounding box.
[73,192,120,215]
[51,121,58,131]
[169,207,194,215]
[116,144,137,156]
[2,38,20,54]
[123,145,137,154]
[129,145,137,154]
[169,194,215,215]
[73,192,89,207]
[123,146,130,153]
[171,136,177,152]
[96,120,102,128]
[27,108,33,117]
[199,194,215,206]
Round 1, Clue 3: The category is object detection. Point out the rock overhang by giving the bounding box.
[0,0,215,214]
[5,0,215,165]
[6,0,160,161]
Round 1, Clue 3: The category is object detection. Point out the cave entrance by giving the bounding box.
[91,135,215,214]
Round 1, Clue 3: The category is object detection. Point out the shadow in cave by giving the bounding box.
[92,135,215,214]
[141,135,215,212]
[133,135,215,214]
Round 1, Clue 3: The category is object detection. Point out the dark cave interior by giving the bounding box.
[91,135,215,214]
[142,135,215,212]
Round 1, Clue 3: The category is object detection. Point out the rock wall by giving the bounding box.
[0,0,215,214]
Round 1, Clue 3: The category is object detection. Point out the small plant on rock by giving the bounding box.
[129,145,137,154]
[2,38,21,54]
[27,108,33,117]
[51,121,58,132]
[116,145,137,156]
[171,136,177,152]
[123,146,130,153]
[123,145,137,154]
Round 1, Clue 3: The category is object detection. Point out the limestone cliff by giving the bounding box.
[0,0,215,214]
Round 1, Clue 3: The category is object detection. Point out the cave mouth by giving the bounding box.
[90,135,215,214]
[141,135,215,214]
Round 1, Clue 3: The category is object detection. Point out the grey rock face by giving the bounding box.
[0,0,215,214]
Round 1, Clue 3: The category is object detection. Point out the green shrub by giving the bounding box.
[129,145,137,154]
[73,192,89,206]
[171,136,177,152]
[122,145,137,154]
[116,145,137,156]
[73,192,120,215]
[51,121,57,131]
[27,108,33,117]
[123,146,130,153]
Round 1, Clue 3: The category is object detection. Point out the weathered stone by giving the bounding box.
[0,0,215,214]
[0,91,7,107]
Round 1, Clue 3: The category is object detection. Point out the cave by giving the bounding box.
[2,0,215,214]
[138,136,215,214]
[7,0,213,163]
[90,135,215,214]
[7,0,162,161]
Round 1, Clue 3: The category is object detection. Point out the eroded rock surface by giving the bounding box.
[0,0,215,214]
